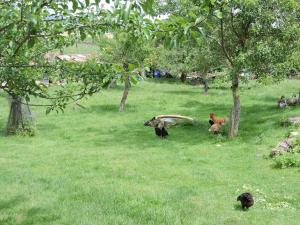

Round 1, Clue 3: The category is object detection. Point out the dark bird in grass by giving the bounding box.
[209,119,214,126]
[277,96,287,108]
[144,117,168,138]
[237,192,254,210]
[155,127,168,138]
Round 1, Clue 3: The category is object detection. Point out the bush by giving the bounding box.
[273,153,300,169]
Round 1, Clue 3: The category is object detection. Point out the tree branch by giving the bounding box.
[0,64,54,68]
[220,8,234,66]
[0,22,15,33]
[230,13,239,36]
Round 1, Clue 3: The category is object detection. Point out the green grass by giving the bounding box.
[54,38,99,55]
[0,79,300,225]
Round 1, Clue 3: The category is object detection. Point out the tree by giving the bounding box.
[0,0,159,134]
[145,40,222,94]
[99,2,152,112]
[100,32,149,112]
[154,0,300,137]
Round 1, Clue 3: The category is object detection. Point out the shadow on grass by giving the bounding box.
[0,196,25,210]
[147,78,180,84]
[180,101,287,128]
[90,100,294,149]
[234,204,248,211]
[37,123,61,131]
[163,89,212,96]
[87,117,217,150]
[0,207,60,225]
[82,104,138,114]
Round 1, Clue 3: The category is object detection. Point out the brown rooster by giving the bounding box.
[209,113,228,125]
[208,113,228,134]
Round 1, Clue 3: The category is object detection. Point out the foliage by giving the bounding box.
[0,0,116,112]
[273,136,300,168]
[0,0,155,113]
[156,0,300,80]
[153,0,300,136]
[273,153,300,169]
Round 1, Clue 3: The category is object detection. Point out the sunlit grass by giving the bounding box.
[0,79,300,225]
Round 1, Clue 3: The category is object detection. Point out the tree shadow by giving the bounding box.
[37,123,60,131]
[0,207,60,225]
[147,78,180,84]
[82,104,138,114]
[0,196,25,210]
[163,89,209,96]
[21,207,60,225]
[88,117,217,150]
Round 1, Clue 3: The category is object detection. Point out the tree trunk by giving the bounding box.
[180,72,187,82]
[203,78,209,95]
[202,63,209,95]
[6,95,33,135]
[228,76,240,138]
[119,63,130,112]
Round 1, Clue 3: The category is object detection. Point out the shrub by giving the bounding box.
[273,153,300,169]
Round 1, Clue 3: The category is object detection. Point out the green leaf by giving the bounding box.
[72,0,78,11]
[46,108,52,115]
[184,24,192,35]
[30,16,37,25]
[130,75,138,85]
[123,3,132,20]
[128,63,135,71]
[140,0,154,14]
[214,10,222,19]
[27,38,35,48]
[8,41,13,48]
[80,29,87,41]
[114,0,120,8]
[25,96,30,102]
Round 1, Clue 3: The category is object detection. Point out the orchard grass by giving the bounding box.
[0,79,300,225]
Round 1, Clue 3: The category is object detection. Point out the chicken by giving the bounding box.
[144,117,168,138]
[208,123,222,134]
[155,127,168,138]
[237,192,254,209]
[209,113,228,125]
[287,94,298,106]
[208,113,228,134]
[277,96,286,108]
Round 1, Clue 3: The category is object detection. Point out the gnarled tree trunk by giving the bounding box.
[228,76,240,138]
[119,63,130,112]
[6,95,33,135]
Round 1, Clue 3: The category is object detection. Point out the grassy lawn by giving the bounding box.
[0,79,300,225]
[53,38,99,55]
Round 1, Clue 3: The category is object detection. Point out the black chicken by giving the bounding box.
[237,192,254,209]
[144,117,169,138]
[155,127,169,138]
